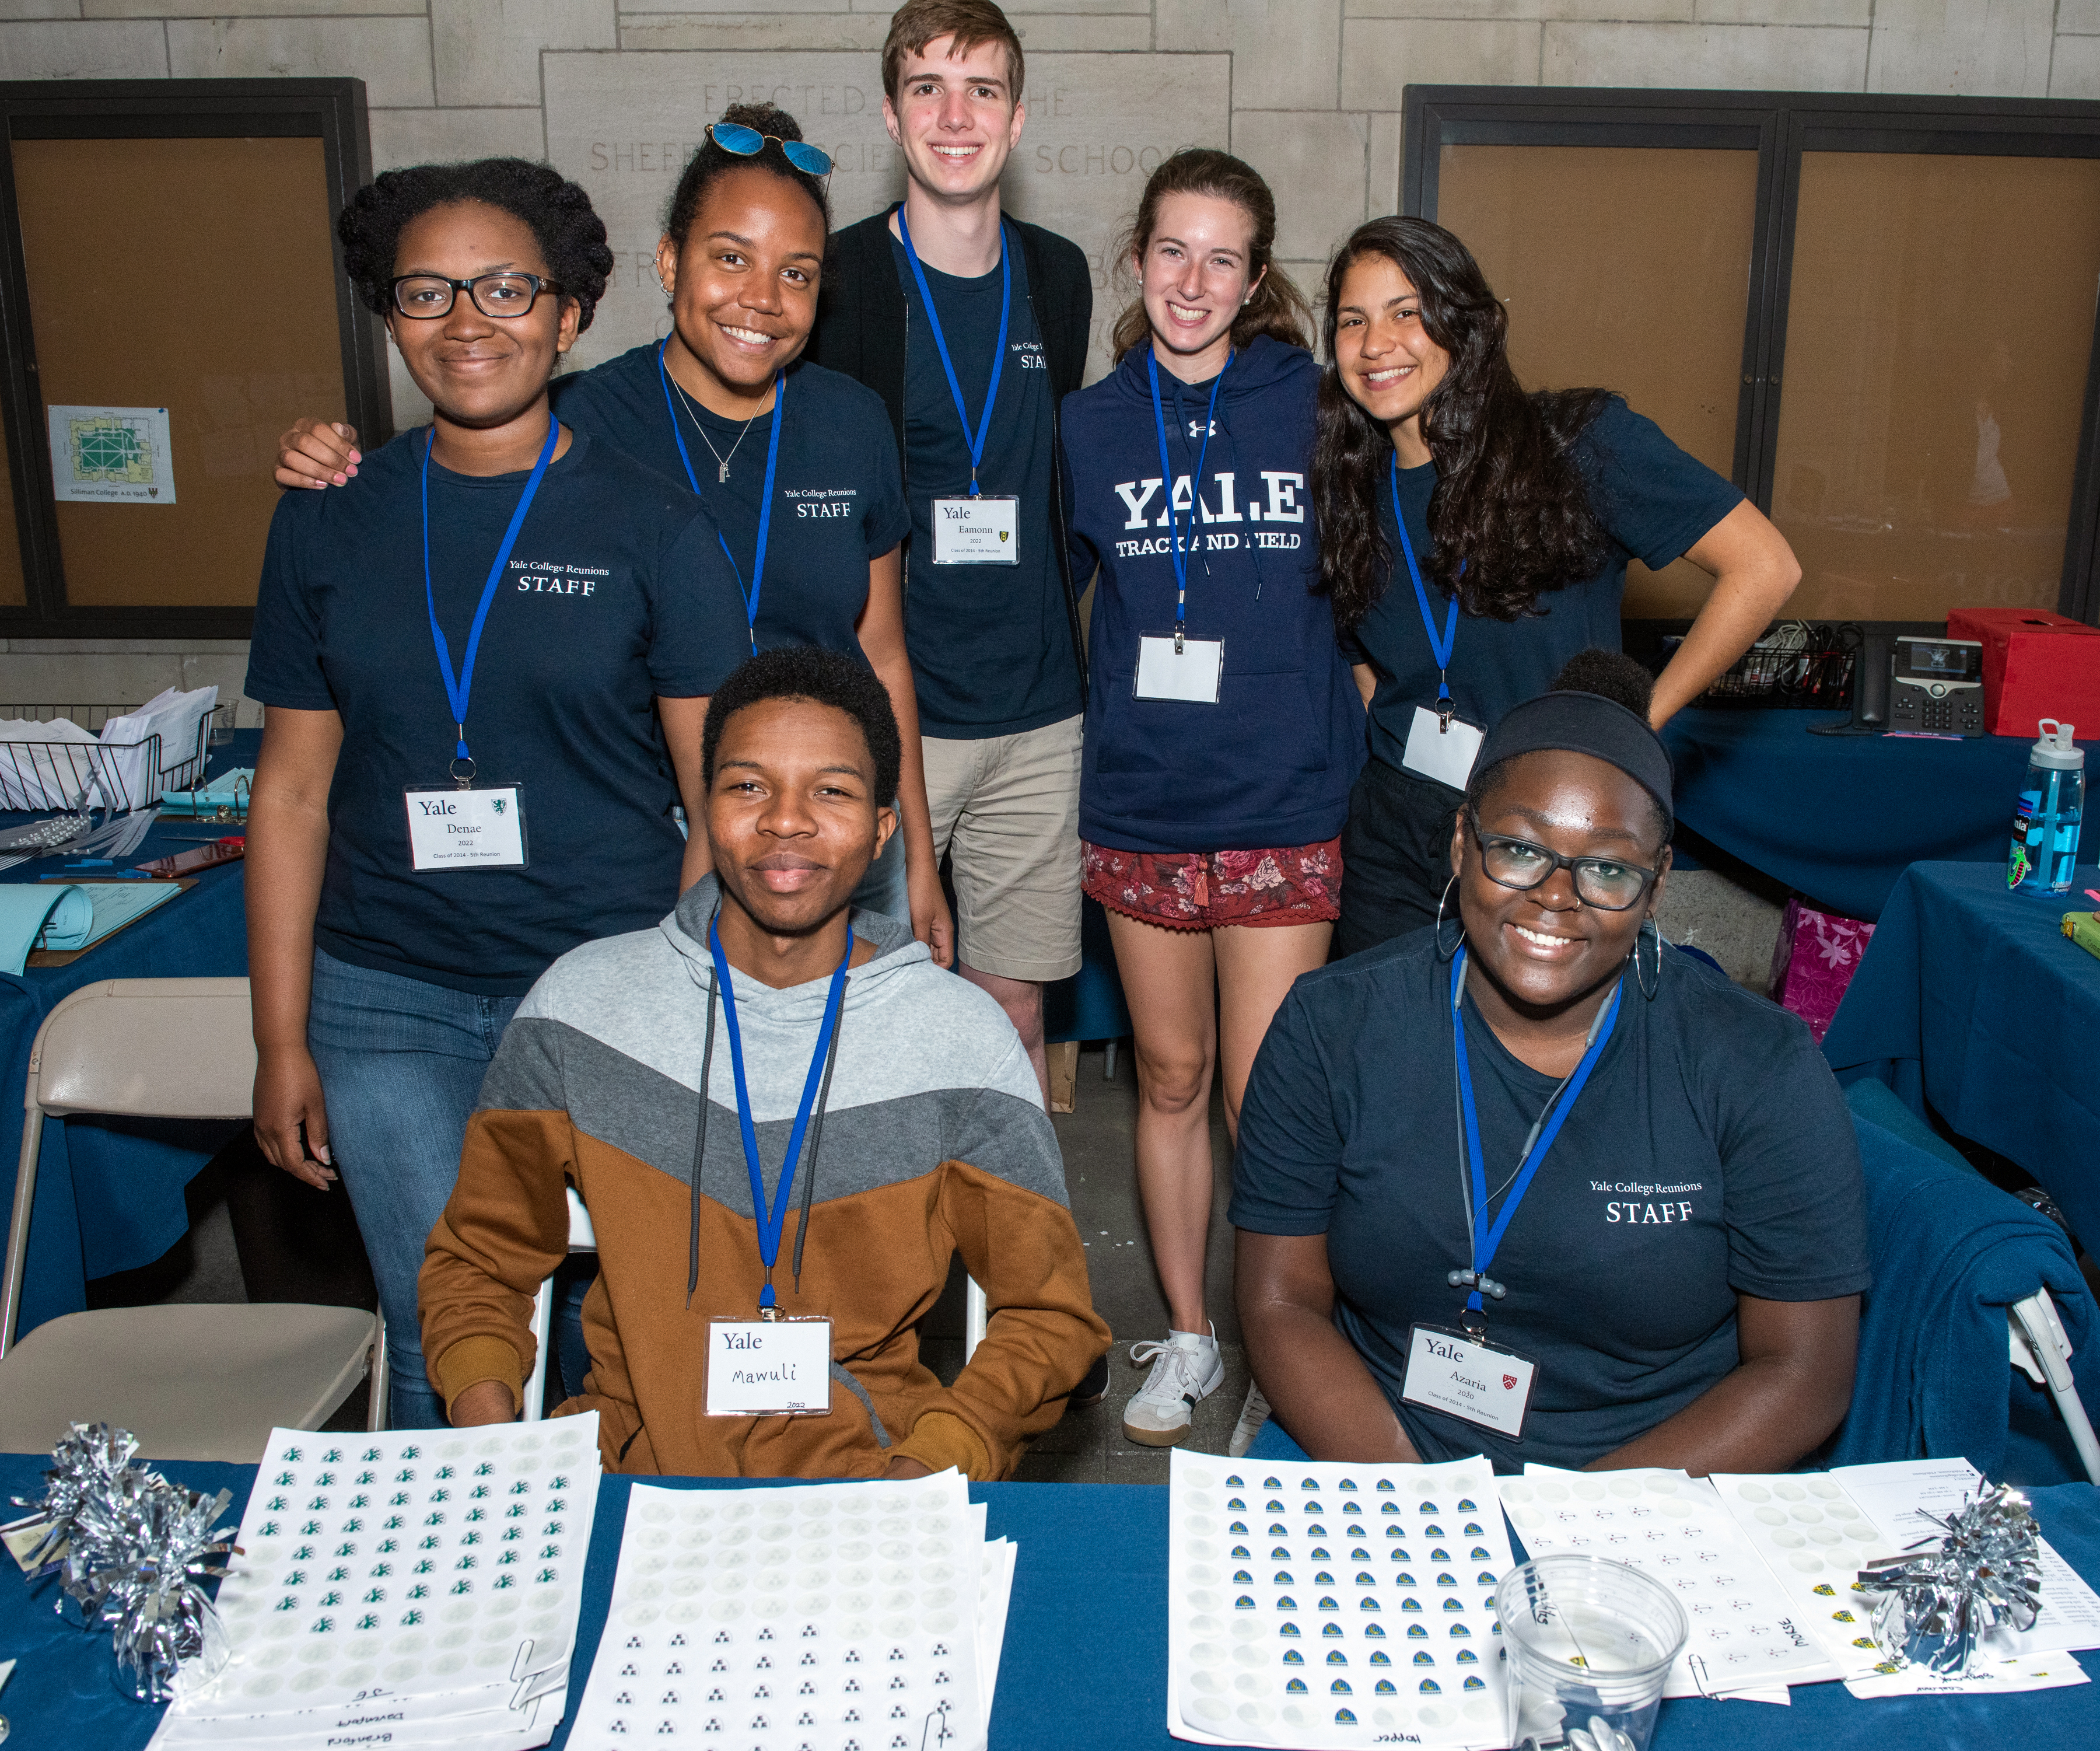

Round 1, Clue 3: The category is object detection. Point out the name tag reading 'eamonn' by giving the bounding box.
[932,494,1020,564]
[705,1318,834,1417]
[1401,1323,1537,1440]
[404,785,527,871]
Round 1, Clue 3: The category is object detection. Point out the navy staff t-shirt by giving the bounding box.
[890,226,1081,738]
[550,348,908,659]
[1352,397,1744,777]
[246,427,741,997]
[1230,930,1869,1473]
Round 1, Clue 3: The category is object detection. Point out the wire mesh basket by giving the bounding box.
[1697,624,1859,710]
[0,701,230,814]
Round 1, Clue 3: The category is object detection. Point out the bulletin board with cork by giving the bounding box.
[0,79,391,637]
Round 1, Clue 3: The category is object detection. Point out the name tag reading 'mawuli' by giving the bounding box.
[404,785,526,871]
[705,1318,834,1417]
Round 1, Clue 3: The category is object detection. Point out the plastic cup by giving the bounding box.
[1494,1555,1688,1751]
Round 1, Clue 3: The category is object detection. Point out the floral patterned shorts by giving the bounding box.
[1081,837,1342,931]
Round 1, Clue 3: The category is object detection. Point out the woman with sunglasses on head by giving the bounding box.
[246,158,741,1429]
[275,106,949,962]
[1314,218,1801,957]
[1232,651,1866,1474]
[1059,149,1362,1449]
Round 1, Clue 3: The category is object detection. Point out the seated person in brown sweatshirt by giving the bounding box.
[419,646,1111,1477]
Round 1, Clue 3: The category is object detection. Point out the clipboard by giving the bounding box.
[27,876,195,966]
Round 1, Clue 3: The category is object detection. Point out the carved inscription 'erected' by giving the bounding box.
[543,51,1232,383]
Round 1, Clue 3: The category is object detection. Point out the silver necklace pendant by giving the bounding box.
[719,460,730,484]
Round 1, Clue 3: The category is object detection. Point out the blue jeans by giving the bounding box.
[307,948,521,1430]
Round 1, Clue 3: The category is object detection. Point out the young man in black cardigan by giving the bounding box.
[806,0,1092,1118]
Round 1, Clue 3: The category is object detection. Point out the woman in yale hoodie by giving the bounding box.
[1060,149,1363,1449]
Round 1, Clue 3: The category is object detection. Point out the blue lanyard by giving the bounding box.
[1448,944,1622,1317]
[708,917,852,1311]
[420,415,558,768]
[656,341,783,658]
[1392,455,1458,715]
[896,208,1010,497]
[1147,348,1229,636]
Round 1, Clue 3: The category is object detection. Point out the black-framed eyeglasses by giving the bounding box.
[1465,810,1660,911]
[708,121,834,178]
[390,272,564,320]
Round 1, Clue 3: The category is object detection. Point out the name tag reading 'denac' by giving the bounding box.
[931,494,1020,564]
[404,785,527,871]
[705,1317,833,1417]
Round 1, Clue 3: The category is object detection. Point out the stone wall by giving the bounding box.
[0,0,2087,711]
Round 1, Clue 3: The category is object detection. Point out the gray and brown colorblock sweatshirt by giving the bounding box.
[418,876,1110,1479]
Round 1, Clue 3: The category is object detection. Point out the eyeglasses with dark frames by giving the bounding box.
[707,121,834,178]
[1464,810,1660,912]
[391,272,564,321]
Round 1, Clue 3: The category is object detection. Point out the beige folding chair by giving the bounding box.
[0,978,386,1460]
[519,1191,989,1421]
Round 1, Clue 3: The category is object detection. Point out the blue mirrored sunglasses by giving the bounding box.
[709,122,833,177]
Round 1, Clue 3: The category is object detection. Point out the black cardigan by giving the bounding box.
[806,207,1093,711]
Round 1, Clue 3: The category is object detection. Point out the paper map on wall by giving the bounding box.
[1167,1451,1514,1750]
[46,404,176,503]
[148,1416,601,1750]
[563,1470,1010,1751]
[1504,1466,1838,1701]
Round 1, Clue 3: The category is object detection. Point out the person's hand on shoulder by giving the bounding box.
[276,420,362,490]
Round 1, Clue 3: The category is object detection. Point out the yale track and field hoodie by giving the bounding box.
[418,877,1110,1479]
[1062,334,1363,854]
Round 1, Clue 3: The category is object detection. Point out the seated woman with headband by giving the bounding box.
[1231,651,1867,1473]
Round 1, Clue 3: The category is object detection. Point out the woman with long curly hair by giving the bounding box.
[1061,149,1361,1448]
[1314,217,1799,956]
[245,158,740,1426]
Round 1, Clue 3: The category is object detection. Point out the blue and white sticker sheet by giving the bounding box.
[1168,1451,1514,1750]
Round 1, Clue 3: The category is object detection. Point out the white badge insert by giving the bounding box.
[705,1317,833,1416]
[404,784,526,870]
[1401,704,1485,790]
[1401,1322,1536,1439]
[1135,635,1223,704]
[932,493,1020,564]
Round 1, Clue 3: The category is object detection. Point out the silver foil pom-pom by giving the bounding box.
[1855,1482,2044,1676]
[13,1422,237,1701]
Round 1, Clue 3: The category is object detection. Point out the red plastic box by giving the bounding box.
[1944,607,2100,738]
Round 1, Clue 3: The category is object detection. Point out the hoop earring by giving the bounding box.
[1434,877,1464,963]
[1635,917,1661,1000]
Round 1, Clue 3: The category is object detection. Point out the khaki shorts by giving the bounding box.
[922,714,1083,983]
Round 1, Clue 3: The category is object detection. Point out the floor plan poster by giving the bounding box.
[46,404,177,502]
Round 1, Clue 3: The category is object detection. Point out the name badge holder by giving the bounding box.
[402,418,556,872]
[1391,457,1485,788]
[700,914,850,1420]
[1398,945,1623,1441]
[898,209,1024,568]
[1133,349,1230,704]
[656,342,785,652]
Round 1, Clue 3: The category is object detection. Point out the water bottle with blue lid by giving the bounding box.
[2009,719,2084,896]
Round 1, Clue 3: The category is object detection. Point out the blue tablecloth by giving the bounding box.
[2,1458,2093,1750]
[0,731,256,1335]
[1822,860,2100,1249]
[1660,708,2085,920]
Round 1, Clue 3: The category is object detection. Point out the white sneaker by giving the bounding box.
[1123,1327,1225,1447]
[1227,1382,1272,1459]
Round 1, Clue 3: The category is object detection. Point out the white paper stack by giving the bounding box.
[1503,1466,1840,1703]
[149,1416,602,1751]
[563,1469,1013,1750]
[0,713,101,811]
[1168,1450,1517,1750]
[96,684,217,808]
[1710,1458,2100,1698]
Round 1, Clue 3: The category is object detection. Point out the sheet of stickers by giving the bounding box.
[149,1415,601,1751]
[1168,1452,1515,1750]
[1502,1466,1838,1701]
[1710,1460,2098,1698]
[563,1470,1014,1751]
